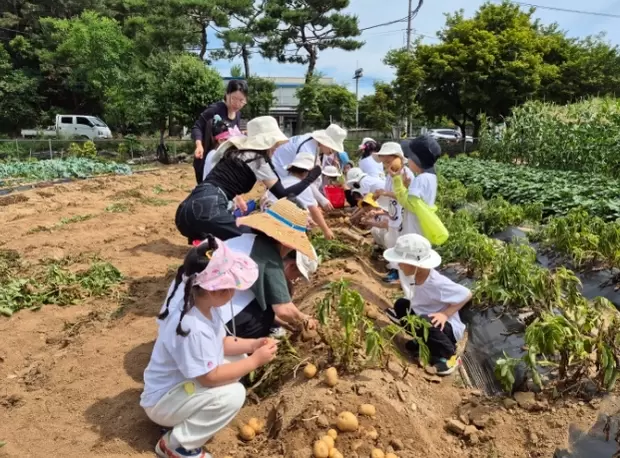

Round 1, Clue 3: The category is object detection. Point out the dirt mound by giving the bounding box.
[0,165,609,458]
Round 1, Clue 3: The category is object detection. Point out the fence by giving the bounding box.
[0,138,195,162]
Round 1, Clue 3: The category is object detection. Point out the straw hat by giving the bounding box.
[237,198,316,260]
[346,167,367,185]
[373,141,405,159]
[322,165,342,178]
[311,124,347,152]
[286,152,315,171]
[383,234,441,269]
[212,116,288,165]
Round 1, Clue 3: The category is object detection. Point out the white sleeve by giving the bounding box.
[437,276,471,305]
[174,330,221,378]
[253,158,278,182]
[297,188,318,209]
[311,184,329,206]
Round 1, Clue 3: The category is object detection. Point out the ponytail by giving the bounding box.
[176,276,195,337]
[158,265,185,320]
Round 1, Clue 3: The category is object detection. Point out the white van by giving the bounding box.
[21,115,112,139]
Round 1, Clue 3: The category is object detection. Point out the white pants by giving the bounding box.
[385,227,400,270]
[370,227,388,248]
[144,358,246,450]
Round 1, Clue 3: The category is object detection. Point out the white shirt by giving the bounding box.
[398,269,468,341]
[267,175,317,209]
[140,306,226,407]
[384,167,415,231]
[357,175,385,197]
[272,134,318,178]
[359,155,385,179]
[401,172,438,236]
[202,149,217,181]
[238,151,277,182]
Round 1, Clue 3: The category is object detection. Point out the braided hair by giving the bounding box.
[158,234,218,336]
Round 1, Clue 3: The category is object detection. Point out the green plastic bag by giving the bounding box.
[410,197,449,246]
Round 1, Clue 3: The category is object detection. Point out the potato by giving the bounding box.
[385,454,399,458]
[247,417,265,434]
[304,363,318,379]
[358,403,376,417]
[324,367,339,387]
[371,449,385,458]
[365,428,379,440]
[238,424,255,441]
[390,157,403,173]
[336,411,359,432]
[313,440,330,458]
[329,449,343,458]
[320,435,335,450]
[327,429,338,440]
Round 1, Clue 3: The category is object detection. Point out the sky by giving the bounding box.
[207,0,620,97]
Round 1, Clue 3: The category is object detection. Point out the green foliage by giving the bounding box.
[384,48,423,131]
[67,141,97,158]
[0,256,123,316]
[358,82,397,135]
[243,76,276,119]
[438,155,620,221]
[472,196,527,236]
[297,76,356,129]
[310,231,355,261]
[479,98,620,175]
[0,158,131,185]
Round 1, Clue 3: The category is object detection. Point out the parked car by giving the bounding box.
[21,115,112,140]
[428,128,473,143]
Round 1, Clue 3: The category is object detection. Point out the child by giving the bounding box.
[383,233,471,376]
[346,167,386,197]
[371,142,415,283]
[350,194,389,248]
[202,115,242,182]
[321,165,342,186]
[140,236,278,458]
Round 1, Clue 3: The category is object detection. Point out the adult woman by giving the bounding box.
[358,138,385,179]
[176,116,321,243]
[191,80,248,184]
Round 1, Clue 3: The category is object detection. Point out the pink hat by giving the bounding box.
[194,238,258,291]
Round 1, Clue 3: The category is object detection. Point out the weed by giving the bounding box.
[59,214,93,226]
[152,185,171,194]
[310,232,356,261]
[112,188,143,200]
[105,202,134,213]
[140,196,172,207]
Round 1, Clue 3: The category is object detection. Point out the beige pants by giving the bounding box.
[144,357,246,450]
[384,226,400,270]
[370,227,388,248]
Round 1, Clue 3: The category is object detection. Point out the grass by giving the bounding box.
[0,254,123,316]
[111,187,171,206]
[105,202,134,213]
[140,196,172,207]
[26,213,94,234]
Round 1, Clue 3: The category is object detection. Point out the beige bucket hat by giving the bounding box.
[372,141,405,159]
[237,198,316,260]
[212,116,289,164]
[311,124,347,152]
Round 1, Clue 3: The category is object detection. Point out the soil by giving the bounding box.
[0,165,617,458]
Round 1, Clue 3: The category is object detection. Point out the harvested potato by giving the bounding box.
[304,363,318,379]
[365,428,379,440]
[324,367,339,387]
[358,403,376,417]
[247,417,265,434]
[336,411,359,432]
[329,449,343,458]
[371,449,385,458]
[239,425,255,441]
[320,435,335,450]
[385,454,398,458]
[327,429,338,440]
[302,329,318,341]
[390,157,403,173]
[313,440,329,458]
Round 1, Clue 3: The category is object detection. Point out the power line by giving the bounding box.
[506,1,620,19]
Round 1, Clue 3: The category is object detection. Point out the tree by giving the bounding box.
[384,48,423,136]
[297,75,355,129]
[259,0,363,83]
[413,1,554,137]
[358,82,397,135]
[243,76,276,118]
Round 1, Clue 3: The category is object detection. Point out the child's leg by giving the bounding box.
[370,227,387,248]
[147,381,246,451]
[420,317,457,360]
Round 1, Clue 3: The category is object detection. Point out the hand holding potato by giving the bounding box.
[252,339,278,366]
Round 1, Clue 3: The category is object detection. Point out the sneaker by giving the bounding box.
[434,355,461,376]
[382,269,399,284]
[155,431,211,458]
[269,326,287,338]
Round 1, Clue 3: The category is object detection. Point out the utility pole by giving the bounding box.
[406,0,413,50]
[353,68,363,128]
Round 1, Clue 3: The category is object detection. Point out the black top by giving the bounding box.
[191,101,241,144]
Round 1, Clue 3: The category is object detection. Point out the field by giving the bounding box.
[1,164,619,458]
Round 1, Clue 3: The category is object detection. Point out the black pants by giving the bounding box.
[393,298,456,360]
[225,299,275,339]
[193,156,205,184]
[175,183,251,243]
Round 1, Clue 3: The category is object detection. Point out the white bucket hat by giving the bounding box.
[297,246,319,281]
[212,116,288,164]
[287,152,315,171]
[358,137,375,149]
[383,233,441,269]
[345,167,367,185]
[373,141,405,159]
[311,124,347,152]
[322,165,342,178]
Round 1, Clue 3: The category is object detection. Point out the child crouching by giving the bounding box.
[383,234,471,376]
[140,235,278,458]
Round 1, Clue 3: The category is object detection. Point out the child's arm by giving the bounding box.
[309,205,334,239]
[428,292,472,331]
[374,189,395,199]
[392,174,420,215]
[223,336,260,356]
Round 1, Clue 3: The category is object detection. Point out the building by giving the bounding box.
[223,76,336,135]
